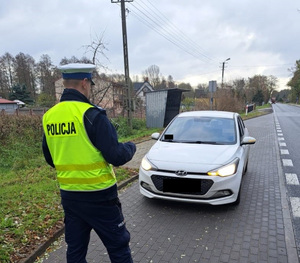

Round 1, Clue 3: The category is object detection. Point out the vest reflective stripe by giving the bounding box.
[43,101,117,191]
[57,173,114,184]
[55,161,108,171]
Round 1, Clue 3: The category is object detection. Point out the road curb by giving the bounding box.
[20,227,65,263]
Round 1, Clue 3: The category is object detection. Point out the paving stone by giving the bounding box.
[39,114,297,263]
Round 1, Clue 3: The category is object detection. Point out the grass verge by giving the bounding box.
[0,115,155,263]
[240,103,273,120]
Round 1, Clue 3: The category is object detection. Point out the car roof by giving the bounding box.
[177,111,237,119]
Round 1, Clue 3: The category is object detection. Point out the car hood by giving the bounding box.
[147,141,240,172]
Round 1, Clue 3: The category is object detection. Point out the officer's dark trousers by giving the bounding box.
[61,198,133,263]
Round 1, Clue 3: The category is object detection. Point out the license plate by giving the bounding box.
[163,178,201,194]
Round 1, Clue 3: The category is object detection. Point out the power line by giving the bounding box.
[138,0,218,62]
[131,0,215,62]
[127,2,217,64]
[123,1,294,82]
[127,7,211,63]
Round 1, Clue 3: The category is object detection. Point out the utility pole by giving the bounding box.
[111,0,133,129]
[221,58,230,88]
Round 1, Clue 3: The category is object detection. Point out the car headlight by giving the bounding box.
[207,158,239,177]
[141,157,157,171]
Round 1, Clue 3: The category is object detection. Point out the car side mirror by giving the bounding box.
[241,136,256,145]
[151,132,160,140]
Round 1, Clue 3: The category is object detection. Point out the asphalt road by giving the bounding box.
[272,103,300,257]
[39,111,299,263]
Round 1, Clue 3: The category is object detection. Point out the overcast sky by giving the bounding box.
[1,0,299,90]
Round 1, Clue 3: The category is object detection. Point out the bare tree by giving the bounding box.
[0,52,15,97]
[37,55,56,94]
[59,56,88,65]
[231,78,246,102]
[268,75,278,98]
[143,65,161,88]
[14,53,37,99]
[167,75,175,89]
[83,32,109,68]
[247,75,276,104]
[36,55,59,106]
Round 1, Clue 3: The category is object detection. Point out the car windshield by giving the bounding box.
[161,116,237,144]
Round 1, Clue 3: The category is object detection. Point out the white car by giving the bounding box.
[139,111,256,205]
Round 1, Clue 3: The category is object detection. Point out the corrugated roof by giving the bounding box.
[0,98,17,104]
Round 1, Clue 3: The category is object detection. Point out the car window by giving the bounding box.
[162,116,237,144]
[237,116,245,137]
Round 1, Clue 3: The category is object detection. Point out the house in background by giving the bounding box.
[55,78,126,118]
[0,98,18,113]
[134,81,154,105]
[133,81,154,118]
[55,78,154,118]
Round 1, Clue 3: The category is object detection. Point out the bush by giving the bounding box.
[0,115,43,169]
[0,114,43,143]
[111,117,147,138]
[214,89,244,112]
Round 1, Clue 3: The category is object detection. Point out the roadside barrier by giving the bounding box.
[245,104,255,115]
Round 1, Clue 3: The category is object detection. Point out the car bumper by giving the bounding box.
[139,167,241,205]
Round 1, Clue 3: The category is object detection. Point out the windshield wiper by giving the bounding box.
[186,141,218,144]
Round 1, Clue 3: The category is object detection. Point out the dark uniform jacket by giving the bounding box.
[42,88,136,202]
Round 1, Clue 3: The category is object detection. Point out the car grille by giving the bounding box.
[151,175,213,195]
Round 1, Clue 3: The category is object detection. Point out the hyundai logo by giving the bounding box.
[175,170,187,176]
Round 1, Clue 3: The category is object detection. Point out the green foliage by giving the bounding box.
[112,117,147,138]
[36,92,56,107]
[240,103,271,120]
[177,82,192,90]
[252,89,264,105]
[287,60,300,103]
[182,97,195,111]
[111,117,159,142]
[114,167,137,182]
[9,84,34,105]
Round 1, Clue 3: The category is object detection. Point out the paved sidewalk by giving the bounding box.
[121,139,156,169]
[39,114,298,263]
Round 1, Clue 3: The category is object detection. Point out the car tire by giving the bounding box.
[243,161,248,175]
[232,182,242,206]
[232,189,241,205]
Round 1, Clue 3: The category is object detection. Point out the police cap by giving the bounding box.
[58,63,96,85]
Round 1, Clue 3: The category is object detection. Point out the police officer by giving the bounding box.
[42,63,136,263]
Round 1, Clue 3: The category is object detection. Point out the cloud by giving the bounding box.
[0,0,299,90]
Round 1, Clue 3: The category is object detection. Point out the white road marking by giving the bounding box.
[279,142,287,147]
[281,149,289,155]
[282,159,294,167]
[278,137,285,141]
[278,133,283,136]
[286,173,299,185]
[290,198,300,218]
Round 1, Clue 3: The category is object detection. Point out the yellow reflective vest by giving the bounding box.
[42,101,116,191]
